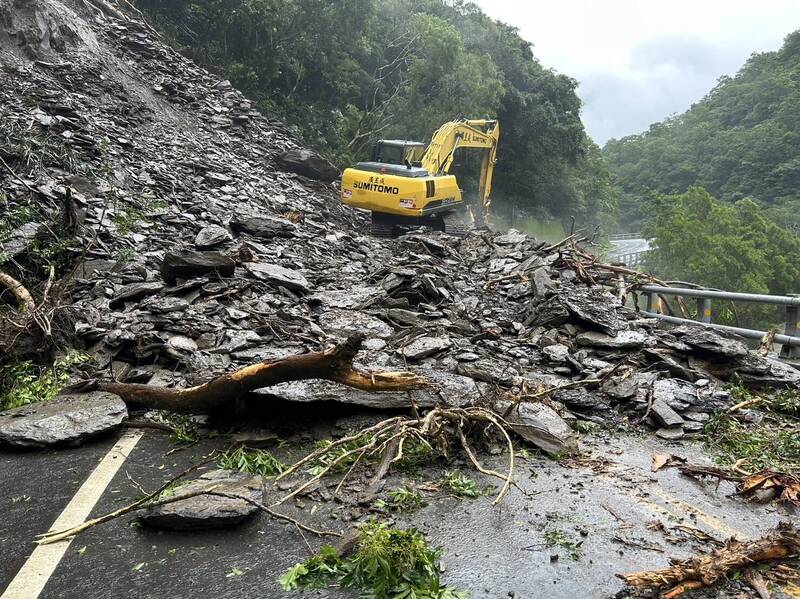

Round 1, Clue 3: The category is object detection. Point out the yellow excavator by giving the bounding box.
[340,119,499,236]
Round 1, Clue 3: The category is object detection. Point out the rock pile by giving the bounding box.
[1,0,798,450]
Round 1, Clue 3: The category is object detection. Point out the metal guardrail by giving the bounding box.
[639,285,800,358]
[607,232,640,241]
[618,252,646,267]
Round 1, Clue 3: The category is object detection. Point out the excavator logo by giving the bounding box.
[353,181,399,195]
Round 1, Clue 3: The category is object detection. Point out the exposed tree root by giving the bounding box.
[618,522,800,598]
[0,271,35,313]
[273,406,516,507]
[95,334,429,413]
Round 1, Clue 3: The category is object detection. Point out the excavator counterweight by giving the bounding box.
[340,119,499,237]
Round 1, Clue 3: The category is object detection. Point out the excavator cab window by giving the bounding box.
[371,141,425,166]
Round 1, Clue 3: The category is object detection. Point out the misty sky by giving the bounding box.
[474,0,800,145]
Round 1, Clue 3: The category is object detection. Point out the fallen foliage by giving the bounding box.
[279,521,467,599]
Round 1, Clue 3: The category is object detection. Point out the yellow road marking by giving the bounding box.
[1,430,144,599]
[595,465,747,540]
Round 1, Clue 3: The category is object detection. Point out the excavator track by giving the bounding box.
[442,211,469,237]
[370,213,395,237]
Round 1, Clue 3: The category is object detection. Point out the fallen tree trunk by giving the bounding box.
[98,334,429,413]
[618,521,800,598]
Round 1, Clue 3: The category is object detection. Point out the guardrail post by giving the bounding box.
[646,292,658,314]
[697,298,711,323]
[780,305,799,359]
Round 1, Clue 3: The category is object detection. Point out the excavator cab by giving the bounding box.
[370,140,426,167]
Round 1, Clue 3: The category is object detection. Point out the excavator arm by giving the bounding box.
[420,119,500,213]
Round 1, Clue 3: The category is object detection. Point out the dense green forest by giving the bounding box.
[134,0,615,229]
[604,31,800,233]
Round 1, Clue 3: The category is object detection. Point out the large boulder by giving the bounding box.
[495,400,578,455]
[0,392,127,447]
[277,148,340,182]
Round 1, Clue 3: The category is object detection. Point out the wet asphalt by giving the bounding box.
[1,420,795,599]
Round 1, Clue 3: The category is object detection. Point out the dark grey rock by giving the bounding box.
[603,373,655,400]
[655,426,684,440]
[650,398,684,427]
[531,267,555,297]
[642,349,699,382]
[232,215,296,238]
[679,327,748,357]
[277,148,340,182]
[0,392,127,447]
[400,336,452,361]
[245,262,310,293]
[140,470,262,530]
[108,281,164,308]
[652,379,701,411]
[1,222,44,260]
[563,289,623,335]
[457,359,519,386]
[194,224,231,248]
[160,250,235,285]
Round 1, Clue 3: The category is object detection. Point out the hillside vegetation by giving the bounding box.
[134,0,615,228]
[604,31,800,233]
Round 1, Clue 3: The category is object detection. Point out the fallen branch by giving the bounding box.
[36,460,213,544]
[96,334,429,413]
[652,454,800,507]
[618,521,800,598]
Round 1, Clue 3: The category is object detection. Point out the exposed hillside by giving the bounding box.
[133,0,616,228]
[604,31,800,231]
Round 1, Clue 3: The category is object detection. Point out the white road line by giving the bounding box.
[1,430,144,599]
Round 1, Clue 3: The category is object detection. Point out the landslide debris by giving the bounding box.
[0,0,798,452]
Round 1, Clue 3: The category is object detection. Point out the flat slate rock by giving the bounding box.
[0,392,127,447]
[245,262,310,293]
[679,327,748,357]
[160,250,235,285]
[400,336,452,361]
[576,330,648,349]
[263,369,479,409]
[231,215,296,238]
[109,281,164,309]
[318,309,393,339]
[141,469,262,530]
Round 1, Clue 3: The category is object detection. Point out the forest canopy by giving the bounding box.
[133,0,616,228]
[604,30,800,233]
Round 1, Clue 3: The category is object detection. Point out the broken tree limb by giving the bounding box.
[618,521,800,598]
[0,272,35,313]
[97,334,429,413]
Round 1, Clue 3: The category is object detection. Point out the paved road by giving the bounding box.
[608,238,650,258]
[1,420,790,599]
